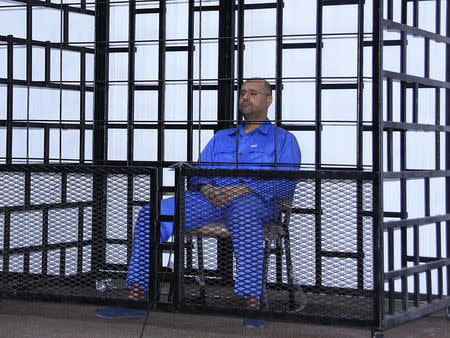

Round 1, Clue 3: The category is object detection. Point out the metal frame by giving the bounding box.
[0,0,448,336]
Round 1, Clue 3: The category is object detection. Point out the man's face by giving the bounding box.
[238,80,272,120]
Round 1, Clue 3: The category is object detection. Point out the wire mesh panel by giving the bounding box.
[0,165,155,304]
[178,167,374,323]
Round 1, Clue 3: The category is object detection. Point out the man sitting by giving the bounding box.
[126,78,301,320]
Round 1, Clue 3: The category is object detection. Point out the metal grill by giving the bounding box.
[179,168,374,322]
[0,165,155,304]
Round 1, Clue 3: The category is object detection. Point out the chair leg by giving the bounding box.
[283,225,297,311]
[196,236,206,302]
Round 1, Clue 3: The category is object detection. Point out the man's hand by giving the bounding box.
[199,184,251,208]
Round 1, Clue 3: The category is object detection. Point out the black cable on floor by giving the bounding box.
[139,248,173,338]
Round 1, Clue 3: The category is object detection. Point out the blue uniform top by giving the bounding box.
[193,120,301,204]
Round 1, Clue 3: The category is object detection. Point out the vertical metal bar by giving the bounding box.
[6,35,13,165]
[77,206,84,274]
[400,0,408,312]
[80,47,86,163]
[173,167,185,309]
[127,0,136,166]
[63,6,69,45]
[315,0,322,170]
[44,127,50,164]
[187,0,194,162]
[424,38,430,78]
[157,1,166,168]
[388,228,394,314]
[275,0,283,128]
[436,0,441,35]
[92,0,109,274]
[386,80,393,171]
[372,0,385,330]
[314,0,323,289]
[217,0,235,131]
[236,0,244,113]
[413,222,419,306]
[2,212,11,287]
[149,167,160,305]
[45,42,51,84]
[356,0,365,292]
[61,171,67,204]
[94,0,109,165]
[387,0,393,20]
[126,173,134,279]
[26,3,32,84]
[413,0,418,27]
[42,208,49,275]
[412,84,418,123]
[445,0,450,301]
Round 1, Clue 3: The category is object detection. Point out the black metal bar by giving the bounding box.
[13,0,95,15]
[93,0,109,166]
[282,42,318,49]
[157,1,166,167]
[63,6,69,45]
[383,122,450,132]
[217,0,235,130]
[80,47,86,163]
[77,207,84,274]
[372,0,385,331]
[275,0,283,127]
[2,211,11,287]
[383,19,450,43]
[26,3,32,84]
[383,215,450,230]
[383,70,450,89]
[446,0,450,301]
[6,35,13,165]
[384,258,449,280]
[187,0,194,163]
[128,0,136,165]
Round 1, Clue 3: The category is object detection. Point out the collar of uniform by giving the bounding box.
[228,119,272,136]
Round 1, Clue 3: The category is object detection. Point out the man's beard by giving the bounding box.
[239,102,252,117]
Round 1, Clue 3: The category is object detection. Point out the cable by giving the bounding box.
[139,246,174,338]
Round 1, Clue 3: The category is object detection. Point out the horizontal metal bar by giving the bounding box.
[384,121,450,132]
[12,0,95,15]
[383,170,450,179]
[383,70,450,89]
[282,42,318,49]
[321,251,362,259]
[135,8,160,14]
[382,298,450,330]
[108,47,136,53]
[323,0,361,5]
[321,83,358,90]
[0,239,93,255]
[0,164,156,174]
[383,214,450,230]
[0,78,94,92]
[135,85,159,91]
[166,45,190,52]
[384,257,449,280]
[383,19,450,44]
[0,201,92,213]
[363,39,402,47]
[0,35,95,53]
[0,121,94,130]
[181,167,375,180]
[406,255,444,263]
[194,3,278,11]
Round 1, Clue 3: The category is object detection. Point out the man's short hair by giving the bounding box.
[244,78,272,96]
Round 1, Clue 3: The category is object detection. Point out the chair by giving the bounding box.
[185,199,305,311]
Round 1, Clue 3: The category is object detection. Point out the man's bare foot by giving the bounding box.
[128,283,144,300]
[246,296,260,309]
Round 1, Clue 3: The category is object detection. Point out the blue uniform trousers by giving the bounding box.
[126,190,278,299]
